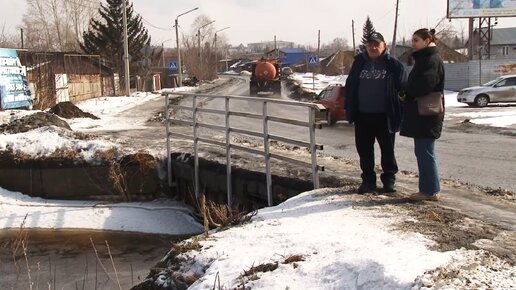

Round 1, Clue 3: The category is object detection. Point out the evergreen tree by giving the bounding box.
[81,0,151,87]
[359,16,376,52]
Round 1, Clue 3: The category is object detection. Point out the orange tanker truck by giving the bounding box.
[249,58,281,96]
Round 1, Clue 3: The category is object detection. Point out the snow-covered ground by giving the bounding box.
[1,78,515,289]
[0,188,202,235]
[177,189,514,289]
[0,87,202,236]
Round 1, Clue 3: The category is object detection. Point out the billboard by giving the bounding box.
[0,48,33,109]
[448,0,516,18]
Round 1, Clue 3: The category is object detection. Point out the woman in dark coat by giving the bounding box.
[400,28,445,201]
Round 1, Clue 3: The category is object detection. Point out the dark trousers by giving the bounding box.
[354,113,398,186]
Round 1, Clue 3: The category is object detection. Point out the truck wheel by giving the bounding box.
[250,88,257,96]
[327,112,336,126]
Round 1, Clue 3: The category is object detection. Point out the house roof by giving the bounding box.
[490,27,516,46]
[266,47,308,55]
[398,42,468,65]
[279,48,307,54]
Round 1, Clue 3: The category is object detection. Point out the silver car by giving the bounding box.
[457,74,516,107]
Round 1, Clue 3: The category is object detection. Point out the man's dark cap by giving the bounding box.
[366,32,385,43]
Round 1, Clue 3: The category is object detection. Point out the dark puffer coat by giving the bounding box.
[400,46,445,139]
[345,52,407,133]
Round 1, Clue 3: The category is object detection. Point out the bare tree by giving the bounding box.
[182,15,218,80]
[320,37,350,56]
[22,0,98,51]
[435,23,464,49]
[0,23,18,48]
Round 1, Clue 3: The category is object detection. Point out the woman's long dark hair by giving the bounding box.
[413,28,437,43]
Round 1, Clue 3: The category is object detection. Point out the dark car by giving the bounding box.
[314,84,346,126]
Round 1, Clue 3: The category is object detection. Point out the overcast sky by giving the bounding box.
[2,0,516,47]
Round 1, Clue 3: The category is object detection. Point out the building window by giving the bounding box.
[502,46,510,56]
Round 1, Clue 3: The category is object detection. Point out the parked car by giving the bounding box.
[457,74,516,107]
[314,84,346,126]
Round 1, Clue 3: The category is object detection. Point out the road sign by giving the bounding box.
[169,61,177,70]
[141,45,152,57]
[308,56,318,64]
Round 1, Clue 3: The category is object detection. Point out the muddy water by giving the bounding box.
[0,229,187,290]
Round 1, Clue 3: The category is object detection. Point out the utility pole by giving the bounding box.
[20,28,24,49]
[317,30,321,61]
[352,20,356,54]
[392,0,400,57]
[175,7,199,87]
[175,18,181,86]
[122,0,130,96]
[274,35,278,58]
[313,30,320,90]
[468,18,474,60]
[162,43,165,67]
[225,45,229,72]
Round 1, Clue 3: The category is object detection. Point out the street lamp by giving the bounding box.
[197,20,216,79]
[175,7,198,87]
[214,27,230,75]
[161,38,175,68]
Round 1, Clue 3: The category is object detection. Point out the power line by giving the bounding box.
[140,16,174,31]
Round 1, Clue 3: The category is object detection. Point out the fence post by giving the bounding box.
[193,95,199,198]
[262,101,273,206]
[225,97,232,206]
[165,94,172,188]
[309,107,319,188]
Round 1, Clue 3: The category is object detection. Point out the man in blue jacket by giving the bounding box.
[345,32,407,194]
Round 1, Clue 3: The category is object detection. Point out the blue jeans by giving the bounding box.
[414,138,440,195]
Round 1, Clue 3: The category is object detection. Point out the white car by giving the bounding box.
[457,74,516,107]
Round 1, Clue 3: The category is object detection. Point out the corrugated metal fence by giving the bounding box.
[407,58,516,91]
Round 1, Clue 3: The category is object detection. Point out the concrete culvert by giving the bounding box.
[49,101,99,120]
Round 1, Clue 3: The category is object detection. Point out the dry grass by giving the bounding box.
[93,147,120,161]
[242,262,279,277]
[10,214,28,273]
[198,194,257,235]
[109,161,130,201]
[282,254,305,264]
[424,210,444,222]
[171,237,203,254]
[128,151,157,172]
[107,152,157,202]
[48,148,82,160]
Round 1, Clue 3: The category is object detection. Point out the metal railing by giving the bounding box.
[163,92,326,206]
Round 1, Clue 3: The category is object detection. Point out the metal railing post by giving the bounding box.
[165,94,172,188]
[225,97,232,206]
[193,95,200,198]
[167,92,325,207]
[262,101,273,206]
[309,107,319,188]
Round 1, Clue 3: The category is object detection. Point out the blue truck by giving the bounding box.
[0,48,32,109]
